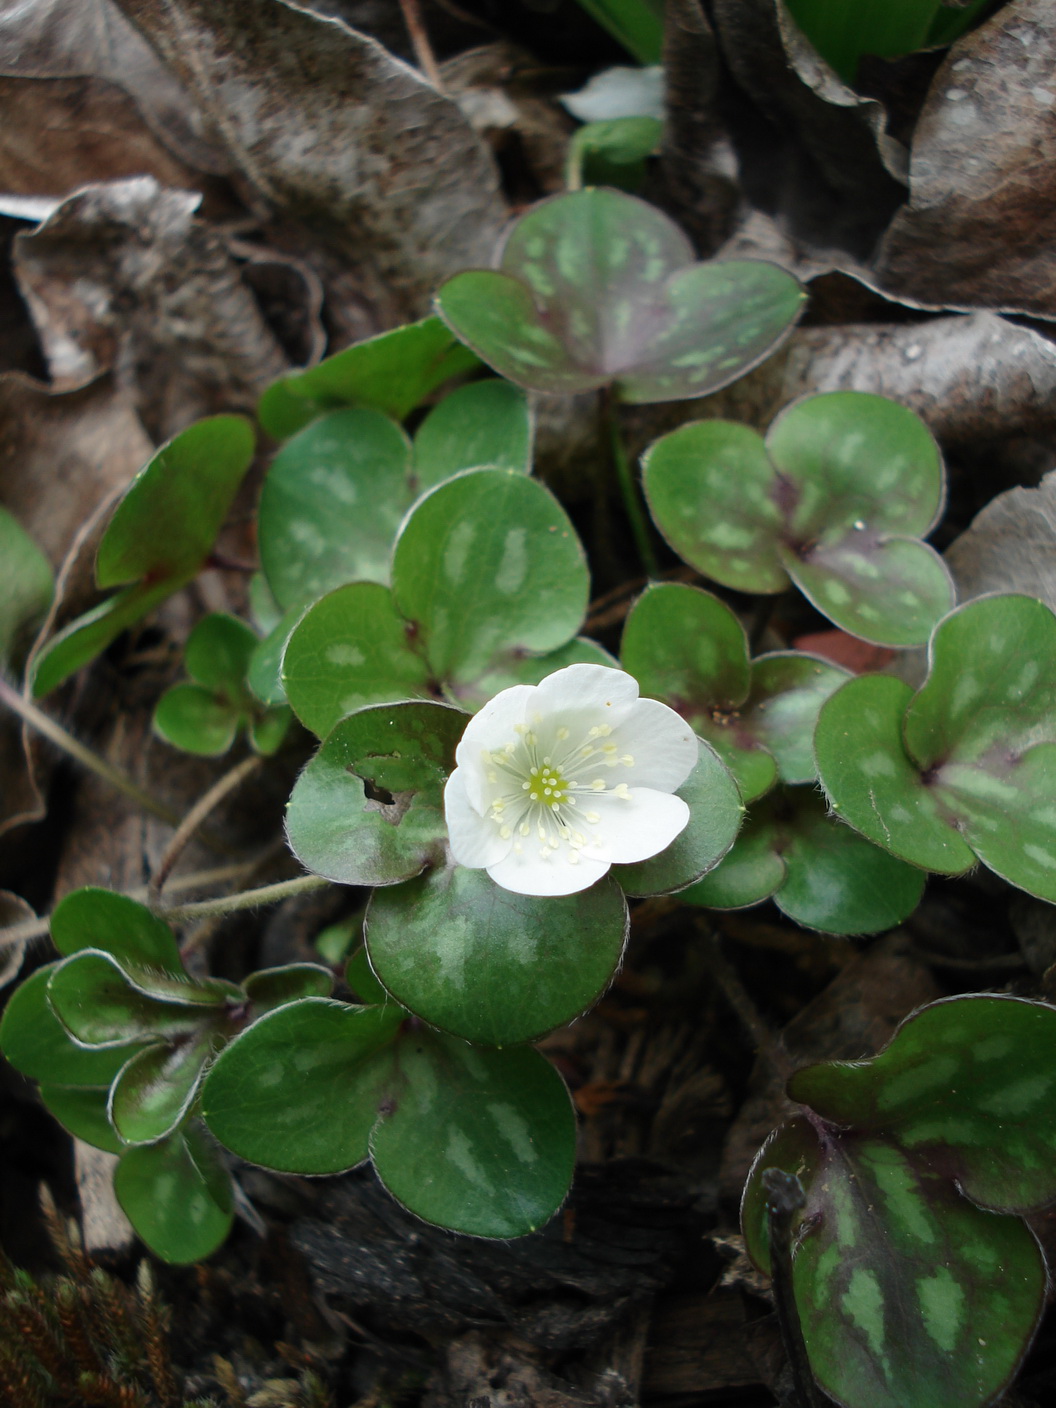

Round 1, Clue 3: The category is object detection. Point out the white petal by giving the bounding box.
[454,683,535,808]
[532,663,639,739]
[487,845,611,897]
[444,769,511,868]
[607,698,699,791]
[586,787,690,863]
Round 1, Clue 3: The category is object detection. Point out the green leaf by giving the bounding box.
[412,379,533,491]
[247,704,292,756]
[614,740,743,896]
[814,673,976,873]
[568,115,662,191]
[435,189,804,403]
[31,577,178,698]
[184,613,258,692]
[790,995,1056,1214]
[746,652,850,785]
[259,408,413,605]
[31,415,256,697]
[96,416,255,588]
[110,1032,217,1145]
[258,316,480,440]
[153,683,241,756]
[453,636,617,713]
[201,998,403,1174]
[744,1118,1045,1408]
[785,0,990,84]
[46,952,220,1047]
[0,965,145,1084]
[50,888,185,972]
[571,0,664,62]
[643,393,953,646]
[286,701,466,886]
[370,1032,575,1238]
[344,945,388,1005]
[114,1121,233,1263]
[621,583,771,800]
[0,506,53,670]
[40,1084,123,1154]
[391,469,589,686]
[816,596,1056,900]
[242,962,335,1014]
[282,582,432,739]
[365,866,628,1045]
[685,788,925,935]
[201,998,576,1239]
[247,600,307,707]
[621,583,847,798]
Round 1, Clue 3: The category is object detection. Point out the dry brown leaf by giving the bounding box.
[0,0,228,174]
[876,0,1056,316]
[0,75,209,198]
[0,372,151,838]
[112,0,506,318]
[678,309,1056,446]
[14,178,288,437]
[945,469,1056,613]
[658,0,740,256]
[710,0,906,255]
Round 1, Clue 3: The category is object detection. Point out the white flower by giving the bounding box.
[444,663,698,897]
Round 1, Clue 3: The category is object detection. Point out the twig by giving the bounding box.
[149,754,262,901]
[398,0,444,88]
[762,1169,831,1408]
[0,675,183,830]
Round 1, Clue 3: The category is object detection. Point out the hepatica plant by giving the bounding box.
[5,176,1056,1395]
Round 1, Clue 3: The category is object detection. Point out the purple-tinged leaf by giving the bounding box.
[435,188,804,404]
[644,392,953,646]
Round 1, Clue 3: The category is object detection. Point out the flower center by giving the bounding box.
[481,717,636,865]
[526,763,570,808]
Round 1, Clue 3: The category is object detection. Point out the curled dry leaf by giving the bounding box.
[709,0,906,254]
[945,470,1056,615]
[0,0,227,174]
[876,0,1056,317]
[658,0,740,256]
[14,177,288,437]
[112,0,506,317]
[0,371,152,837]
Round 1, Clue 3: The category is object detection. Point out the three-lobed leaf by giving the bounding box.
[435,188,805,403]
[742,995,1056,1408]
[683,786,925,935]
[201,996,577,1238]
[643,392,954,646]
[815,594,1056,900]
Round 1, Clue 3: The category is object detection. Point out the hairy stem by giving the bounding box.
[0,675,183,829]
[601,387,659,579]
[0,861,268,950]
[150,754,262,901]
[161,873,331,923]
